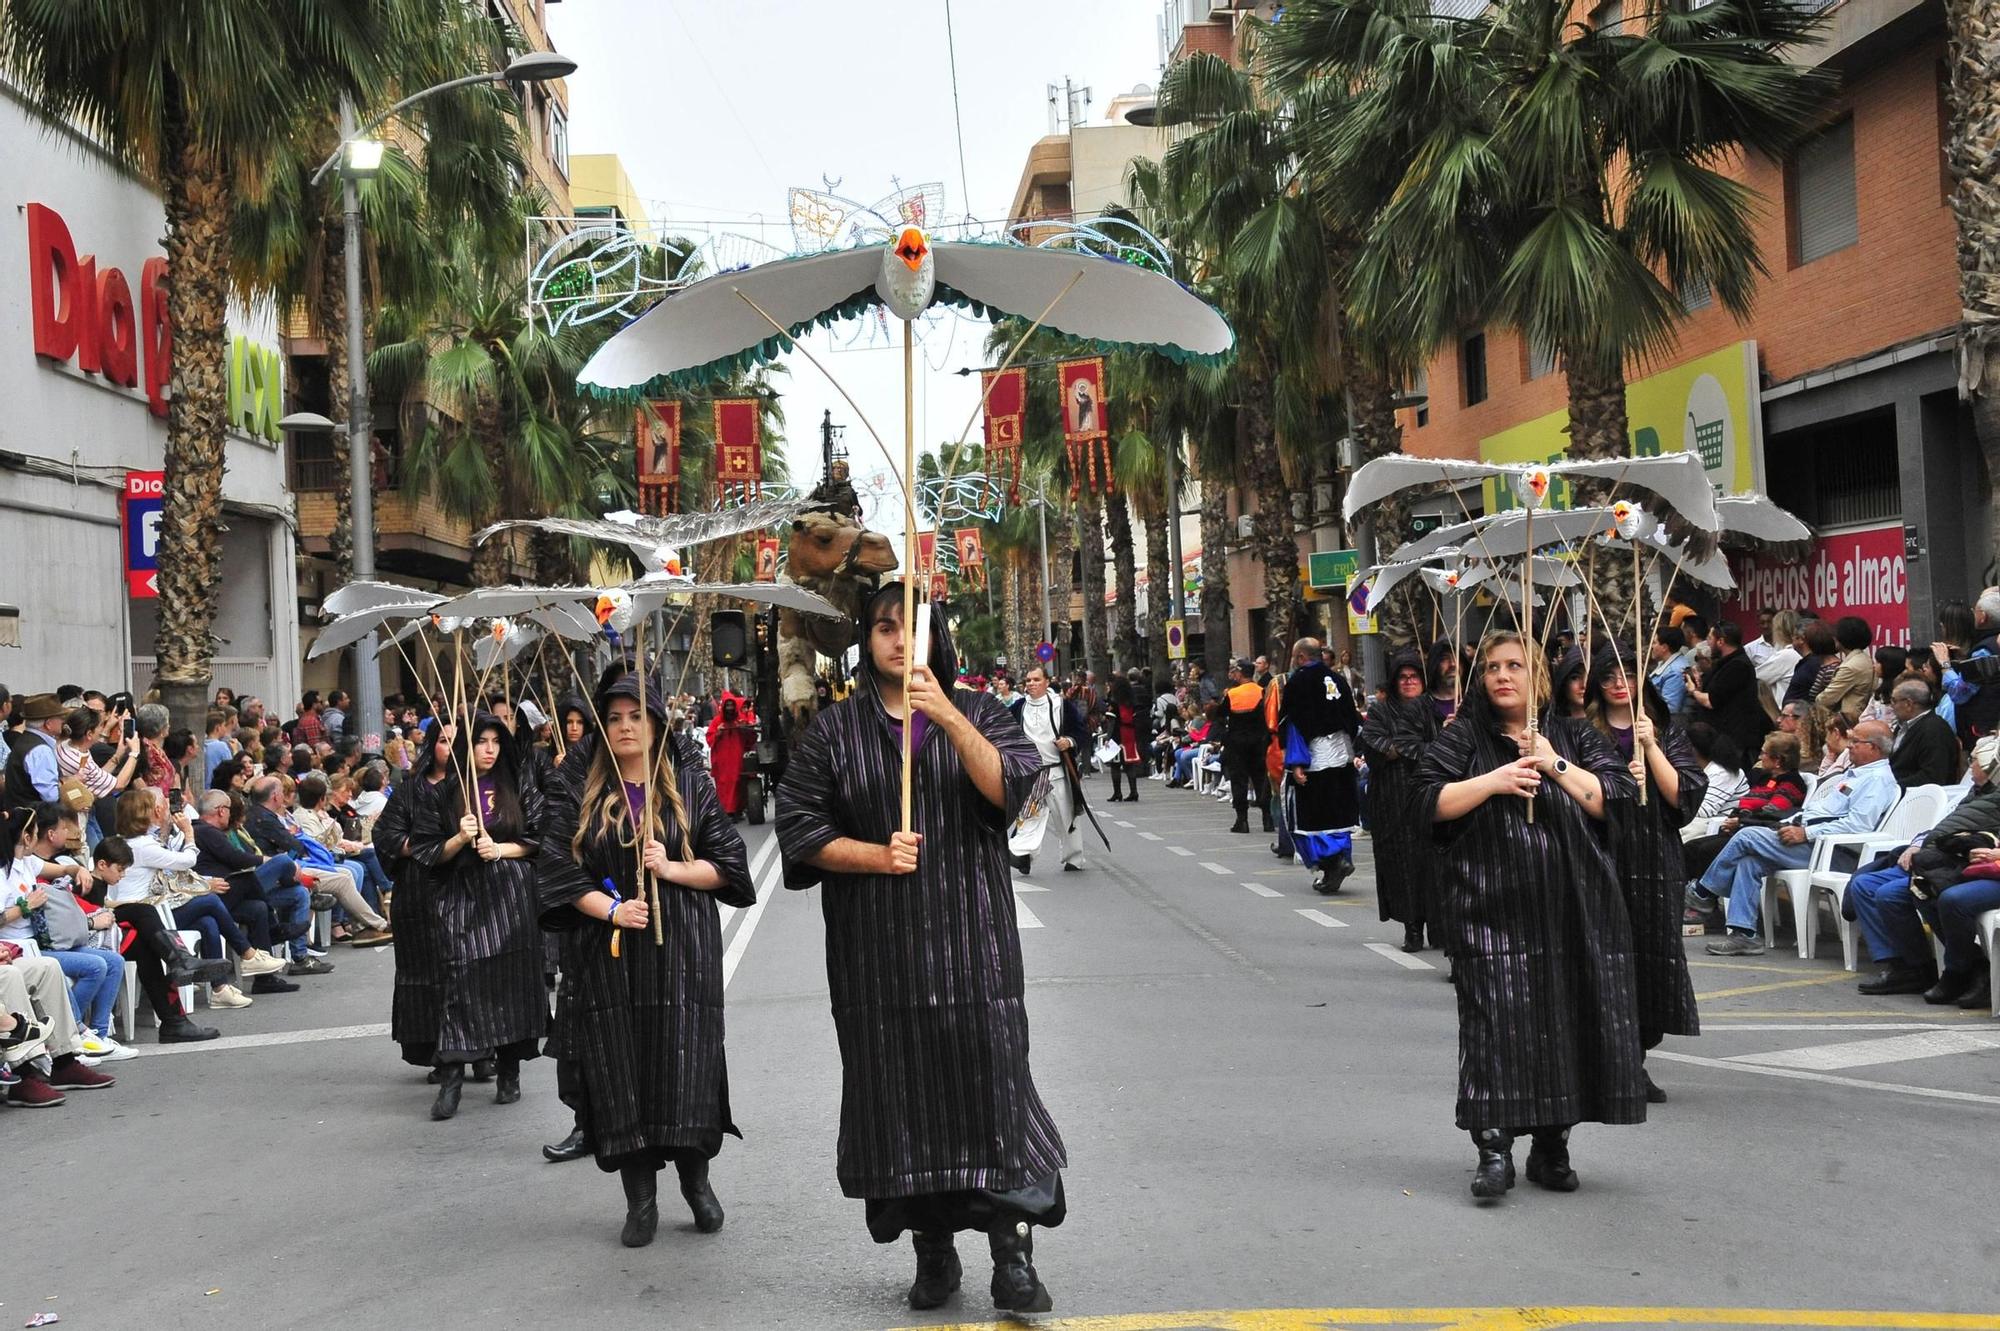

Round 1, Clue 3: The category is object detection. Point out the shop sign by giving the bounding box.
[228,335,284,443]
[1477,341,1765,512]
[1721,522,1909,648]
[123,470,164,598]
[27,203,172,418]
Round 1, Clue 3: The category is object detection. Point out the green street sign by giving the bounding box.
[1307,548,1358,591]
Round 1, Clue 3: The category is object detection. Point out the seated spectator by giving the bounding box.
[1817,616,1876,723]
[243,775,382,961]
[1169,707,1216,789]
[1785,616,1840,708]
[1887,677,1960,788]
[1649,625,1694,719]
[1683,733,1810,904]
[209,756,250,793]
[1862,647,1910,724]
[1686,722,1750,820]
[7,803,134,1061]
[351,765,390,830]
[133,703,176,796]
[202,707,237,788]
[0,945,116,1106]
[1687,719,1900,955]
[190,790,304,997]
[1818,713,1855,779]
[56,706,139,845]
[1848,734,2000,1003]
[291,774,392,944]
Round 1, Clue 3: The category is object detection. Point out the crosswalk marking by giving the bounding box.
[1111,818,1134,828]
[1137,831,1162,842]
[1364,941,1435,970]
[1014,880,1050,893]
[1242,882,1284,898]
[1725,1028,2000,1071]
[1295,909,1346,928]
[1015,897,1044,929]
[1199,861,1232,876]
[1168,846,1194,857]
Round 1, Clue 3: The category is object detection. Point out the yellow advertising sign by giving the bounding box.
[1478,341,1765,512]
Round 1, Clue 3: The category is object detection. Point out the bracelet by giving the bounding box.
[600,877,622,924]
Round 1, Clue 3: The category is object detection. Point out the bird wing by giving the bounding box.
[628,572,847,622]
[1546,453,1719,530]
[525,602,603,643]
[1714,493,1812,546]
[322,580,443,618]
[307,601,439,659]
[1342,457,1507,523]
[430,585,599,621]
[475,499,819,556]
[577,246,884,394]
[931,242,1233,362]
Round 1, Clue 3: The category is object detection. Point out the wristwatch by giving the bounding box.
[1552,758,1570,776]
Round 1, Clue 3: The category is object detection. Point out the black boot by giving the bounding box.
[1229,815,1250,834]
[1643,1067,1667,1104]
[494,1055,521,1105]
[1525,1127,1580,1192]
[675,1155,724,1233]
[1319,854,1354,894]
[430,1063,463,1121]
[620,1163,660,1247]
[1469,1128,1515,1200]
[543,1123,592,1163]
[907,1231,962,1310]
[469,1057,497,1083]
[987,1220,1053,1313]
[1402,922,1425,953]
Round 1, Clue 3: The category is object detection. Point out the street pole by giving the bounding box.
[820,408,835,479]
[342,96,384,747]
[1341,387,1386,694]
[1035,488,1053,649]
[1165,429,1185,620]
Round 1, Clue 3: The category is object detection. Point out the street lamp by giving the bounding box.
[309,50,576,749]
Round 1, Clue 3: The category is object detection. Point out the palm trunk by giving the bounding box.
[470,402,512,587]
[318,241,354,580]
[1143,498,1173,683]
[1107,492,1140,671]
[1047,498,1077,671]
[152,92,233,734]
[1564,356,1636,647]
[1192,450,1234,674]
[1242,380,1299,660]
[1944,0,2000,579]
[1076,490,1111,680]
[1000,553,1023,674]
[1347,357,1420,651]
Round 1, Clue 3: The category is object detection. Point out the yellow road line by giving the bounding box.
[1697,973,1857,1001]
[894,1306,2000,1331]
[1707,1009,1982,1019]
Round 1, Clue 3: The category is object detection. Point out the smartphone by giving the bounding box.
[168,788,184,814]
[123,717,136,739]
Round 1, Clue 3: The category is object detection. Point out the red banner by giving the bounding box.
[754,536,780,583]
[1058,357,1113,495]
[930,571,950,604]
[915,530,938,574]
[980,367,1026,503]
[1722,522,1910,648]
[635,400,680,515]
[954,527,986,591]
[713,398,762,496]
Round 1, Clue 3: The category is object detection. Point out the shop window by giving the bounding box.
[1461,332,1488,407]
[1764,411,1899,529]
[1788,118,1858,266]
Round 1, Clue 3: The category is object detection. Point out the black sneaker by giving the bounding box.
[159,1018,221,1043]
[250,975,301,994]
[288,956,335,976]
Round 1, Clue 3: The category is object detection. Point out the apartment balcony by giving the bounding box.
[290,455,526,584]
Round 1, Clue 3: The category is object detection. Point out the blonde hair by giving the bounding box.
[1472,630,1551,717]
[571,718,696,865]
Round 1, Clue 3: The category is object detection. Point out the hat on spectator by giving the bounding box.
[17,693,63,721]
[1974,733,2000,774]
[1233,658,1255,674]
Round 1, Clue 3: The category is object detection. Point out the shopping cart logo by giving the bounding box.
[1689,412,1725,470]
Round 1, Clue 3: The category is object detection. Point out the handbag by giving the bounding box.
[1282,722,1314,769]
[58,773,94,813]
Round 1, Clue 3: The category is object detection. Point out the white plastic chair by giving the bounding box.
[1977,910,2000,1019]
[1799,784,1966,966]
[1760,786,1952,958]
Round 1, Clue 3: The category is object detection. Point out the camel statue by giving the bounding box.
[779,510,898,720]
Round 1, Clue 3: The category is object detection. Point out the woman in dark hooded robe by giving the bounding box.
[1360,647,1441,947]
[376,718,457,1078]
[775,583,1065,1316]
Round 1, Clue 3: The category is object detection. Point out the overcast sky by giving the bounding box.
[548,0,1164,543]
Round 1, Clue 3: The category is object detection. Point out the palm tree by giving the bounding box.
[1943,0,2000,578]
[231,3,524,579]
[1,0,411,727]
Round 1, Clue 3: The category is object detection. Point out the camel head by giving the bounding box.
[787,511,898,583]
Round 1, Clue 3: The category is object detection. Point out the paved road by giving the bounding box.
[12,771,2000,1330]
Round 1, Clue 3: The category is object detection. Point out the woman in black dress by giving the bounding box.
[776,583,1064,1315]
[536,673,755,1248]
[376,719,455,1079]
[404,714,546,1120]
[1360,648,1440,948]
[1414,631,1647,1201]
[1585,649,1704,1099]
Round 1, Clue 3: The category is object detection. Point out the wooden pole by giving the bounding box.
[901,319,917,835]
[1635,538,1649,807]
[1522,506,1535,824]
[634,612,663,946]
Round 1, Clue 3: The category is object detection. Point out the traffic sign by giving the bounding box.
[1165,618,1185,660]
[1035,641,1056,664]
[123,470,163,599]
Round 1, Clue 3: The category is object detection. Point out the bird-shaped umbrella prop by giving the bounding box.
[577,226,1234,832]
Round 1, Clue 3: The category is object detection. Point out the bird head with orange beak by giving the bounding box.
[877,226,936,320]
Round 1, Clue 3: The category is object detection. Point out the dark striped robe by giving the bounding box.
[1414,715,1648,1132]
[403,771,547,1065]
[1603,725,1705,1045]
[375,771,449,1066]
[1360,696,1440,926]
[536,740,755,1171]
[774,684,1067,1202]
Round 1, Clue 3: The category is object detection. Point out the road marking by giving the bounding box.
[1650,1048,2000,1108]
[1137,831,1162,842]
[897,1307,2000,1330]
[1709,1009,1985,1020]
[1167,846,1194,857]
[1015,898,1044,929]
[1686,959,1810,974]
[1198,861,1232,876]
[1696,973,1854,1001]
[1111,818,1134,828]
[719,833,780,935]
[1696,1022,1986,1032]
[1013,879,1050,893]
[1724,1028,2000,1071]
[132,1022,390,1058]
[1296,908,1346,928]
[1242,882,1284,898]
[721,858,780,991]
[1364,941,1435,970]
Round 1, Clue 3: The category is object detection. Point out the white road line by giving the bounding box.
[1242,882,1284,899]
[1199,861,1233,876]
[1168,846,1195,857]
[722,859,781,991]
[1137,832,1162,842]
[1724,1028,2000,1071]
[1650,1048,2000,1108]
[133,1022,390,1057]
[1015,898,1044,929]
[746,831,780,882]
[1014,880,1050,893]
[1699,1022,1983,1032]
[1111,819,1134,829]
[1364,941,1434,970]
[1295,908,1346,928]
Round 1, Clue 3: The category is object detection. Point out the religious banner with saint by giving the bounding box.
[635,399,681,515]
[754,536,780,583]
[980,366,1027,503]
[713,398,762,499]
[915,530,938,576]
[1058,356,1112,496]
[929,570,950,604]
[954,527,986,591]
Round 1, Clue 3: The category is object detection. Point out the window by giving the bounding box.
[548,102,569,179]
[1789,118,1858,265]
[1412,365,1429,428]
[1679,274,1712,311]
[1590,0,1625,31]
[1461,332,1488,407]
[1526,333,1557,380]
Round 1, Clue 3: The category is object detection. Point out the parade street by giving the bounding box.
[13,778,2000,1331]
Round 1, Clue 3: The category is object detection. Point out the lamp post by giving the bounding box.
[309,50,577,748]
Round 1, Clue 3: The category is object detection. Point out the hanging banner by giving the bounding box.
[754,535,780,583]
[713,398,762,497]
[635,399,681,516]
[980,366,1027,503]
[123,470,164,598]
[1165,618,1186,661]
[916,530,938,574]
[1722,522,1910,648]
[953,527,986,591]
[929,570,950,603]
[1058,357,1113,496]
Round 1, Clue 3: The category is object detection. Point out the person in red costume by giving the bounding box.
[706,695,756,818]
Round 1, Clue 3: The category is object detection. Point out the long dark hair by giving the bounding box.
[1585,647,1669,743]
[571,689,694,865]
[449,714,525,839]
